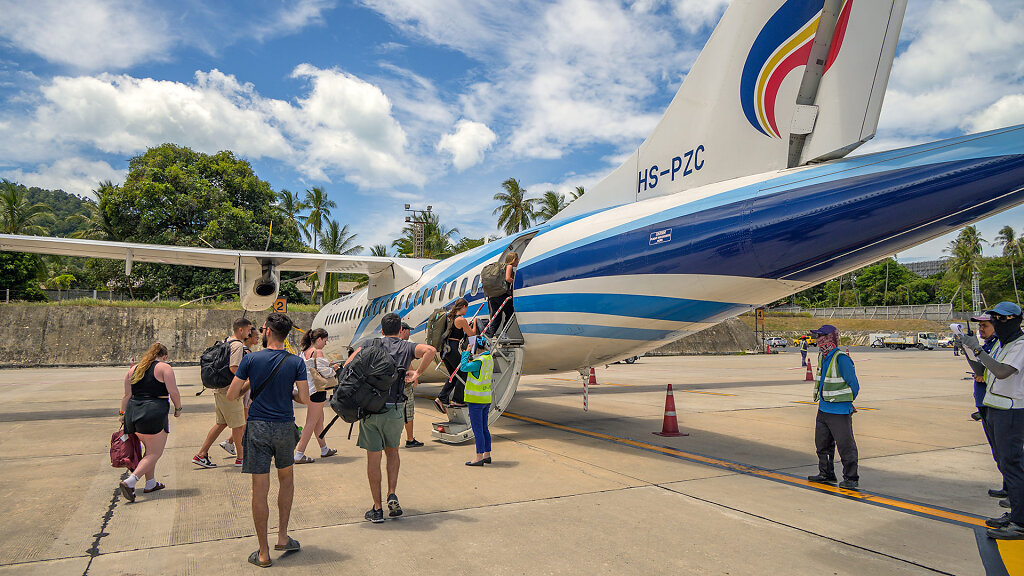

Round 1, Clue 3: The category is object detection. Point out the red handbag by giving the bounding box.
[110,427,143,471]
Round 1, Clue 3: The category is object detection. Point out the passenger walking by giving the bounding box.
[957,302,1024,540]
[193,318,250,469]
[486,252,518,338]
[226,313,309,567]
[345,313,435,523]
[294,328,338,464]
[462,337,494,466]
[399,323,424,447]
[437,298,479,410]
[118,343,182,502]
[221,325,261,456]
[805,325,861,489]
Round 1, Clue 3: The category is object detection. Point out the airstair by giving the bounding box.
[430,316,525,444]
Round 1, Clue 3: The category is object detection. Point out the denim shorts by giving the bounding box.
[242,420,299,474]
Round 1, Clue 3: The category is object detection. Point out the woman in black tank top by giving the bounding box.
[438,298,480,408]
[117,342,181,503]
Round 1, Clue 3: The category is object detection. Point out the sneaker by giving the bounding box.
[987,522,1024,539]
[989,489,1009,498]
[387,494,403,518]
[219,440,236,456]
[971,411,983,421]
[405,439,424,448]
[838,480,859,490]
[1000,498,1011,509]
[192,454,217,468]
[807,474,837,484]
[234,458,243,467]
[364,507,384,523]
[986,513,1011,529]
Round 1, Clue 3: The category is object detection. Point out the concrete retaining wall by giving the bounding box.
[647,318,759,356]
[0,305,315,368]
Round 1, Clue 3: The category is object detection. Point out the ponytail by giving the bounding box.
[448,298,469,322]
[132,342,168,384]
[301,328,329,351]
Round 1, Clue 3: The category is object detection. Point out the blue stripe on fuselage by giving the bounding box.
[516,293,739,324]
[518,323,677,341]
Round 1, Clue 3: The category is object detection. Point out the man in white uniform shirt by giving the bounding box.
[961,302,1024,539]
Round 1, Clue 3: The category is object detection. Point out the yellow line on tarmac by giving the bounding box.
[997,541,1024,575]
[501,411,983,528]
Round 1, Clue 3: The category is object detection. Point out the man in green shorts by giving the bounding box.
[346,313,435,523]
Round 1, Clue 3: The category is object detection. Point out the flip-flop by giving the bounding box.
[143,482,166,493]
[248,551,272,568]
[274,536,301,551]
[119,481,136,503]
[433,398,447,414]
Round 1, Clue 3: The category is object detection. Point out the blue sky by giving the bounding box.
[0,0,1022,261]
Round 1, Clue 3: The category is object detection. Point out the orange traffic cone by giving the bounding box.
[846,345,851,357]
[654,383,689,437]
[805,361,814,382]
[588,367,598,386]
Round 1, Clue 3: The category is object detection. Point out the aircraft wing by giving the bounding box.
[0,234,431,275]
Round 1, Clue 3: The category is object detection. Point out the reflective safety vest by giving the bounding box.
[464,353,494,404]
[814,350,855,403]
[983,337,1024,409]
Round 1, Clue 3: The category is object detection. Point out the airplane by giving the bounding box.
[4,0,1024,441]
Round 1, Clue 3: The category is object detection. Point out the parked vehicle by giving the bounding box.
[612,355,641,364]
[765,337,788,348]
[938,336,954,348]
[791,335,817,346]
[869,333,897,348]
[881,332,938,350]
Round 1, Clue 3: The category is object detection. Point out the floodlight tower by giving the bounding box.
[404,204,433,258]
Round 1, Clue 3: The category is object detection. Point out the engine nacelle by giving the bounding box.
[239,262,280,311]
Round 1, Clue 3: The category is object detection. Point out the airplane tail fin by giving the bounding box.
[557,0,907,219]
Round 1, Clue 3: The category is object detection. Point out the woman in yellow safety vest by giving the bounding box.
[461,336,494,466]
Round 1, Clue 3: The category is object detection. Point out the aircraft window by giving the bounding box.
[472,275,480,295]
[429,287,436,303]
[450,281,458,300]
[459,278,468,296]
[390,298,396,312]
[438,283,446,301]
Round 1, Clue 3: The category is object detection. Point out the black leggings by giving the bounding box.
[487,294,513,336]
[438,342,465,404]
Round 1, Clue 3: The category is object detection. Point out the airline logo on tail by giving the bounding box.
[740,0,852,138]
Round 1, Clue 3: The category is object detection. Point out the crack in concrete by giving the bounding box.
[82,471,126,576]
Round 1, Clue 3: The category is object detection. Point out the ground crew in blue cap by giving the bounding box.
[960,302,1024,539]
[806,324,861,489]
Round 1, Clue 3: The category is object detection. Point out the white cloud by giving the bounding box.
[437,120,497,171]
[1,157,123,199]
[964,94,1024,133]
[250,0,336,41]
[0,0,172,71]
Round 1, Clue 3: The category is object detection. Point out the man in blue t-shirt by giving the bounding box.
[227,312,308,568]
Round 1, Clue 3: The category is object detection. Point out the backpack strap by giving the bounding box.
[250,353,289,402]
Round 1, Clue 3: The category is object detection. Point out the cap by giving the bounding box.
[810,324,837,335]
[984,302,1023,317]
[400,322,412,331]
[970,313,991,322]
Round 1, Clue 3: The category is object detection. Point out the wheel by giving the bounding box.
[625,356,637,364]
[888,344,897,350]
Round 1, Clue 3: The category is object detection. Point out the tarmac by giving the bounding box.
[0,347,1021,575]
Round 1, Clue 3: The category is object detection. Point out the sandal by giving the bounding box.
[274,536,301,551]
[119,481,136,503]
[143,482,166,493]
[248,551,272,568]
[321,448,338,458]
[294,454,315,464]
[433,398,447,414]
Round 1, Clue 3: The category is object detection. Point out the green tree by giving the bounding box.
[570,186,585,201]
[275,189,310,243]
[97,144,306,300]
[302,186,336,251]
[45,273,76,299]
[65,181,120,241]
[319,220,362,302]
[0,180,55,235]
[944,225,986,311]
[392,212,458,259]
[453,236,485,253]
[536,190,567,223]
[995,225,1022,306]
[493,178,537,236]
[369,244,389,257]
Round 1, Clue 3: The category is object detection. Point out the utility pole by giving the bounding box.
[404,204,432,259]
[971,271,982,315]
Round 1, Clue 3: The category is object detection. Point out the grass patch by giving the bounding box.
[740,315,948,333]
[2,298,321,312]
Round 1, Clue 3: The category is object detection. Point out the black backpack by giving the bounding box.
[330,339,406,423]
[199,338,239,389]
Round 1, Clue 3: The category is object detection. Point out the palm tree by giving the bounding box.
[275,189,310,243]
[369,244,389,257]
[0,180,54,235]
[536,191,567,223]
[317,220,361,303]
[493,178,537,236]
[945,225,985,311]
[392,212,458,259]
[996,225,1022,306]
[65,181,119,240]
[302,186,336,251]
[570,186,585,201]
